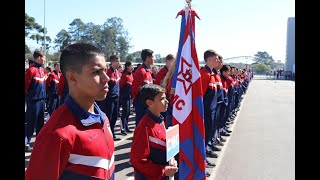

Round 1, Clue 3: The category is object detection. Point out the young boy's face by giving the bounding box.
[149,92,168,113]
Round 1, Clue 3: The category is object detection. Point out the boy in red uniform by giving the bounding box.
[46,63,62,115]
[154,54,174,85]
[130,84,178,180]
[200,50,219,164]
[25,50,46,152]
[25,43,115,180]
[154,54,175,120]
[119,61,134,134]
[100,55,121,140]
[131,49,154,126]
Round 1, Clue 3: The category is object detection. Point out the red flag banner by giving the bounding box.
[171,6,206,180]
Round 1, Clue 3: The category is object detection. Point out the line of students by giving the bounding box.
[25,43,252,179]
[199,50,252,173]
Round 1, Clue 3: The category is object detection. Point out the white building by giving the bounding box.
[285,17,295,72]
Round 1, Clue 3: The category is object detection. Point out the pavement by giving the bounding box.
[209,75,295,180]
[25,75,295,180]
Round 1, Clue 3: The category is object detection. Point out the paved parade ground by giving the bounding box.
[25,75,295,179]
[209,75,295,180]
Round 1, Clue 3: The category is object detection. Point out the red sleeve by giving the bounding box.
[25,132,71,180]
[131,69,143,100]
[154,68,167,85]
[200,71,209,97]
[119,73,126,89]
[58,75,65,96]
[130,122,166,178]
[226,78,232,89]
[46,74,53,91]
[25,68,33,95]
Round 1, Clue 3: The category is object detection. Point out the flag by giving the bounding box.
[171,6,206,180]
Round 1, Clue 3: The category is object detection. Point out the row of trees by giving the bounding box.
[25,13,283,73]
[252,51,284,74]
[25,13,169,63]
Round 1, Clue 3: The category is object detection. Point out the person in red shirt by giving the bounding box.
[100,55,122,140]
[161,59,176,128]
[119,61,134,134]
[25,43,115,180]
[25,50,46,152]
[131,49,154,126]
[151,66,159,83]
[219,64,233,136]
[154,54,175,85]
[130,84,178,180]
[200,50,219,163]
[154,54,175,120]
[46,63,62,115]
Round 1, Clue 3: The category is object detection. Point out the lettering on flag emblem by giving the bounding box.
[177,57,192,95]
[172,35,193,124]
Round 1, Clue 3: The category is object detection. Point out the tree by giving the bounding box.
[82,22,102,45]
[253,51,275,66]
[154,54,162,63]
[25,13,52,52]
[253,63,271,74]
[25,44,31,54]
[53,29,72,51]
[127,51,142,62]
[117,36,130,61]
[53,17,131,61]
[68,18,85,42]
[100,17,131,59]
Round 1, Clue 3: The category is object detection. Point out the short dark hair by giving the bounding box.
[45,66,52,72]
[218,55,223,60]
[123,61,131,72]
[109,55,119,62]
[54,63,59,67]
[204,49,218,61]
[60,43,105,78]
[220,65,230,73]
[124,61,132,68]
[33,50,45,59]
[139,84,165,108]
[141,49,153,62]
[166,54,175,61]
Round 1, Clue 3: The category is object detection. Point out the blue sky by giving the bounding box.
[25,0,294,63]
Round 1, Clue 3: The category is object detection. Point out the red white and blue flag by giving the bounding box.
[171,6,206,180]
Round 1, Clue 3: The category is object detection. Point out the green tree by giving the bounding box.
[54,29,72,51]
[82,22,102,45]
[25,13,52,52]
[68,18,85,42]
[253,51,275,66]
[127,51,142,62]
[25,13,41,52]
[154,54,161,63]
[253,63,271,74]
[25,44,31,54]
[25,13,42,37]
[100,17,131,59]
[53,17,131,60]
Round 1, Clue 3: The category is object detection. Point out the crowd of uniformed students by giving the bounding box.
[25,48,253,178]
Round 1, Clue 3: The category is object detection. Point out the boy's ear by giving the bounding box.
[66,71,77,86]
[146,99,153,107]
